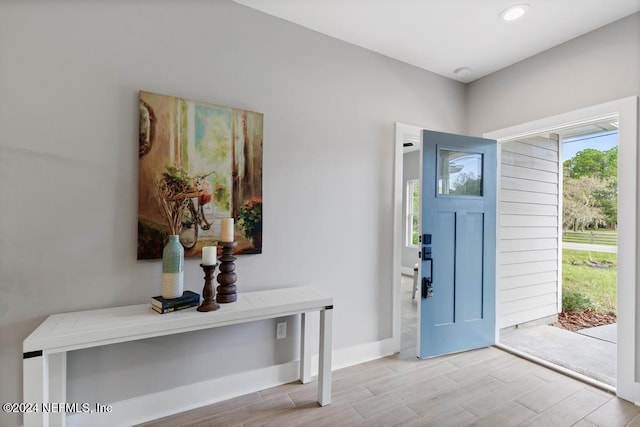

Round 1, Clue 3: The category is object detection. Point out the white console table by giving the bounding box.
[23,287,333,427]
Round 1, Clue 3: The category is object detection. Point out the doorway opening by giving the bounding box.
[498,119,619,389]
[485,97,639,402]
[394,123,422,357]
[394,124,498,359]
[393,97,638,401]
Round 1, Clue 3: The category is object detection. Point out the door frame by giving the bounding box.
[484,97,639,403]
[393,122,422,352]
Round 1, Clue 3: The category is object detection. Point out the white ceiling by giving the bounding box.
[234,0,640,83]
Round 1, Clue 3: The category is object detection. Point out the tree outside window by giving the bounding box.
[563,146,618,231]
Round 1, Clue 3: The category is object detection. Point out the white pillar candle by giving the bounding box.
[202,246,217,265]
[220,218,234,242]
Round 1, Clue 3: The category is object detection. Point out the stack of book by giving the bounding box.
[151,291,200,314]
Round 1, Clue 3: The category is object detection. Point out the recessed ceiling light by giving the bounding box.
[454,67,472,78]
[500,4,530,22]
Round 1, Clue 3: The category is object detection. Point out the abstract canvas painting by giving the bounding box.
[137,91,263,259]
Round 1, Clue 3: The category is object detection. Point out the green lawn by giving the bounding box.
[562,249,617,313]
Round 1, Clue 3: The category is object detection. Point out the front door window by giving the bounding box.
[438,149,483,196]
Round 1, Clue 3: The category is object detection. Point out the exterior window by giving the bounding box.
[438,149,483,196]
[407,179,420,247]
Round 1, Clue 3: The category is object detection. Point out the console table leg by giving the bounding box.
[318,307,333,406]
[23,353,47,427]
[300,313,312,384]
[49,352,67,427]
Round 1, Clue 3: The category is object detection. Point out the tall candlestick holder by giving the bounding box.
[197,263,220,312]
[216,241,238,303]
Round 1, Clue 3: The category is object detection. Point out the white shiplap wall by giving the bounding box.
[498,135,560,328]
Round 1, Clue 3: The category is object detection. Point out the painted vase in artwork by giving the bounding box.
[252,232,263,251]
[162,235,184,298]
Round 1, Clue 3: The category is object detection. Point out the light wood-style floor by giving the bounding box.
[139,347,640,426]
[140,278,640,426]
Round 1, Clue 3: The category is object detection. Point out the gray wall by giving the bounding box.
[402,151,420,270]
[467,13,640,136]
[0,1,466,425]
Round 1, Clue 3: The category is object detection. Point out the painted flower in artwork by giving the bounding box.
[199,181,212,206]
[237,197,262,239]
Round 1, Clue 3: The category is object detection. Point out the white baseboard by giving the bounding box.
[332,338,395,371]
[67,361,299,427]
[67,338,395,427]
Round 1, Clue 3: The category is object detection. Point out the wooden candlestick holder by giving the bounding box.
[216,241,238,303]
[197,263,220,312]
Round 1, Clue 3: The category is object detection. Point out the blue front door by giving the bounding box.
[419,130,497,358]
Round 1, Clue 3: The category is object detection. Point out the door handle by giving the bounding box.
[422,277,433,299]
[421,257,434,298]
